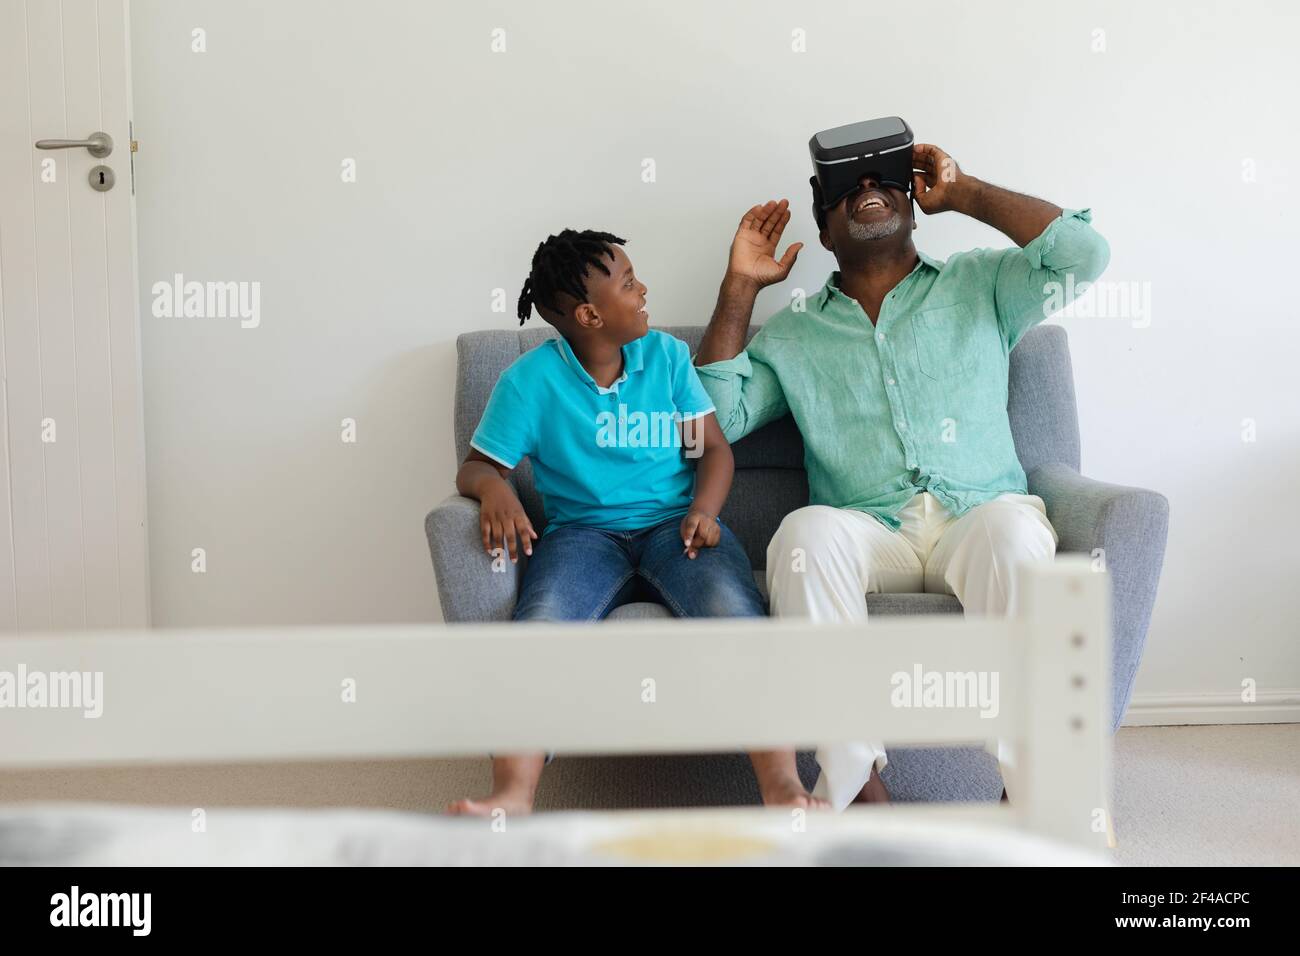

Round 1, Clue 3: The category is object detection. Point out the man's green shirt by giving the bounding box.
[696,208,1109,530]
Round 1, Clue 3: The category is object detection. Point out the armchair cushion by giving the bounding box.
[425,495,523,623]
[1028,462,1170,732]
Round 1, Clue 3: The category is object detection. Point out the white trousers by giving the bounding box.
[765,490,1059,811]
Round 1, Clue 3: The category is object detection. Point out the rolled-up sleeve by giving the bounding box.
[668,336,716,421]
[993,207,1111,350]
[694,344,788,444]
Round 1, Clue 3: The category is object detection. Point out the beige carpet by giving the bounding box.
[2,724,1296,866]
[1111,723,1300,866]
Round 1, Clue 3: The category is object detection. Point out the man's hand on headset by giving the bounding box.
[912,143,975,215]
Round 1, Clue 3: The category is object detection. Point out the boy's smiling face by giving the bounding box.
[573,245,649,345]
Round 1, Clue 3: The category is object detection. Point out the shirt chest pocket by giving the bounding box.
[911,304,977,381]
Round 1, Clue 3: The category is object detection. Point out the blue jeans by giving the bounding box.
[501,516,767,767]
[514,516,767,622]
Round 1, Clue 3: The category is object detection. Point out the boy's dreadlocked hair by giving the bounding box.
[517,229,627,325]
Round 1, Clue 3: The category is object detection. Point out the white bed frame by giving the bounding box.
[0,556,1111,852]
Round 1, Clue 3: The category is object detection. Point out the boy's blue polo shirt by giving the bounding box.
[470,329,716,533]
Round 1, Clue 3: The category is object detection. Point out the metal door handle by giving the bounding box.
[35,131,113,158]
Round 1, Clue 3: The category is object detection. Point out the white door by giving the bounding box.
[0,0,149,630]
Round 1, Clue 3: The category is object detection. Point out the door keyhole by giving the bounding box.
[88,164,114,192]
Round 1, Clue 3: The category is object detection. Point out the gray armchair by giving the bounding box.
[425,324,1169,807]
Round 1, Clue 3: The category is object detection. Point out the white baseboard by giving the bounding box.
[1123,690,1300,727]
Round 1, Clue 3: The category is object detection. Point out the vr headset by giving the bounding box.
[809,116,914,211]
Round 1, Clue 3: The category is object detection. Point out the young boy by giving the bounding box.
[446,226,809,816]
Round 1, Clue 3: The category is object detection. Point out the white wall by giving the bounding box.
[130,0,1299,706]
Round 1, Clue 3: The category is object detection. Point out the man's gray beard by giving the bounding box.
[847,211,903,241]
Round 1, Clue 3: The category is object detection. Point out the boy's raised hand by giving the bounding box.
[478,481,537,563]
[680,509,721,560]
[727,199,803,289]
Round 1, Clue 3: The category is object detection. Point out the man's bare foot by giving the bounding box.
[446,788,535,817]
[758,774,832,809]
[749,749,831,809]
[851,768,890,804]
[760,777,832,809]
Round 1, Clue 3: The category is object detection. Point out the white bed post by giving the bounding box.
[1014,556,1112,851]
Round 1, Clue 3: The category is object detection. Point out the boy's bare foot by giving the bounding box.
[446,789,535,817]
[446,754,545,817]
[851,768,890,804]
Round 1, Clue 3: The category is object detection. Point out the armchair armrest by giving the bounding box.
[424,494,524,623]
[1027,462,1170,733]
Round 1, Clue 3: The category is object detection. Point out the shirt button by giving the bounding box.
[896,421,906,430]
[887,377,896,386]
[877,332,885,341]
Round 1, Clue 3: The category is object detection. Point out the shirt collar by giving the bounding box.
[815,251,944,310]
[554,333,646,394]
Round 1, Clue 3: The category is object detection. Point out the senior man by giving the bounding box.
[696,138,1109,811]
